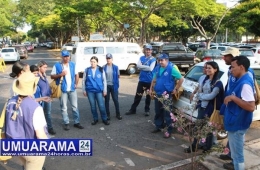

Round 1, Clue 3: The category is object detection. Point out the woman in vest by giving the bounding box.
[184,61,224,153]
[5,72,48,170]
[82,56,109,125]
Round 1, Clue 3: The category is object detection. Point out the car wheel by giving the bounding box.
[217,130,228,140]
[127,65,137,75]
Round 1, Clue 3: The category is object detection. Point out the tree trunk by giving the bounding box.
[206,39,211,49]
[140,19,146,45]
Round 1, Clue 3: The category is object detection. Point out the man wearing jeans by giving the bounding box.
[223,56,255,170]
[51,50,84,131]
[103,53,122,120]
[125,44,156,116]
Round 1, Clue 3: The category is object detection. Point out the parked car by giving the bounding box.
[210,46,229,51]
[188,43,205,52]
[239,48,257,65]
[172,61,260,139]
[194,49,223,63]
[150,42,164,58]
[161,43,195,71]
[25,44,34,52]
[251,47,260,64]
[61,43,75,51]
[0,47,20,62]
[237,45,255,49]
[13,45,28,59]
[46,42,54,49]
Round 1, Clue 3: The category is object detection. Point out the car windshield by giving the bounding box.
[239,50,254,56]
[1,49,14,52]
[185,65,224,82]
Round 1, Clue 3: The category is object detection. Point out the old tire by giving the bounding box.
[127,65,137,75]
[217,130,228,140]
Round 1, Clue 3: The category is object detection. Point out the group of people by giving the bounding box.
[184,47,255,170]
[3,44,255,170]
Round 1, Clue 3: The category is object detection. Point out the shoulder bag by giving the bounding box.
[0,101,12,161]
[50,63,64,98]
[209,98,224,130]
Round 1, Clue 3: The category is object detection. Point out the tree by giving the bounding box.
[228,0,260,37]
[167,0,228,48]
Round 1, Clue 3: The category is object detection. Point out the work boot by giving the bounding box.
[125,110,136,115]
[116,113,122,120]
[223,162,234,170]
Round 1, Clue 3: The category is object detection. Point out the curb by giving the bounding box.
[149,158,193,170]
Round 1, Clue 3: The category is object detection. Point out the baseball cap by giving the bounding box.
[61,50,70,57]
[158,53,169,59]
[221,47,239,57]
[145,44,152,50]
[106,53,113,59]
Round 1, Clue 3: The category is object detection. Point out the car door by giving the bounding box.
[252,67,260,121]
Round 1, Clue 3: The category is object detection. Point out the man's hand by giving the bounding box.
[42,96,52,102]
[224,95,234,105]
[103,92,107,97]
[61,70,67,76]
[83,92,87,97]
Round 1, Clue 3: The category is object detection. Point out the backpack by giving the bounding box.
[4,97,27,139]
[0,101,12,162]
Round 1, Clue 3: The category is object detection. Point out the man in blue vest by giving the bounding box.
[223,56,255,170]
[150,53,184,138]
[220,47,256,170]
[125,44,156,116]
[103,53,122,120]
[51,50,84,131]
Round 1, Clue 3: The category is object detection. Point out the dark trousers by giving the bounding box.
[130,81,151,112]
[154,95,173,133]
[105,85,120,115]
[192,107,213,150]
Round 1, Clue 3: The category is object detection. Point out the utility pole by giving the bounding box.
[77,17,80,42]
[225,28,228,43]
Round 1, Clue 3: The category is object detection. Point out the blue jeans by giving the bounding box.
[42,101,52,129]
[105,85,120,115]
[59,91,80,124]
[228,129,248,170]
[154,95,173,133]
[87,92,108,121]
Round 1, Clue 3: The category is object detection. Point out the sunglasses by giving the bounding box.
[106,58,112,59]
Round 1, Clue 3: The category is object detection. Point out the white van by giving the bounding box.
[71,42,143,75]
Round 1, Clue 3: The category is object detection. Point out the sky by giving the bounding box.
[216,0,239,8]
[17,24,32,33]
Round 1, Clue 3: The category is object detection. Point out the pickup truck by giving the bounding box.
[161,43,195,71]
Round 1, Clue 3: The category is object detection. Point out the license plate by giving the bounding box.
[5,54,10,56]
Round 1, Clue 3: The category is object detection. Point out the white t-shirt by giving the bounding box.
[51,63,77,92]
[33,106,47,131]
[241,84,255,102]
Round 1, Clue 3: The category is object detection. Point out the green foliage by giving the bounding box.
[227,0,260,36]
